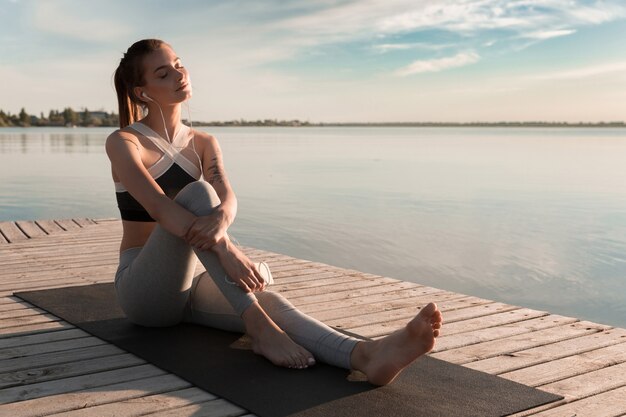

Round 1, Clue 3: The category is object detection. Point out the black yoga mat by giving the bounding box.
[15,284,562,417]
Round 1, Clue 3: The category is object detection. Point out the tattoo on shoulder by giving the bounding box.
[206,156,224,185]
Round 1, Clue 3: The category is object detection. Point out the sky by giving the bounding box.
[1,0,626,123]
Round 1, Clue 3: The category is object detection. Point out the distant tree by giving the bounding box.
[81,108,93,126]
[63,107,78,126]
[0,110,8,127]
[19,107,30,126]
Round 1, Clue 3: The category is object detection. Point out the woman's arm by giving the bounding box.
[187,131,267,292]
[203,133,238,226]
[105,130,196,238]
[184,132,238,250]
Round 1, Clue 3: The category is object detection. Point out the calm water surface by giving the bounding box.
[1,126,625,328]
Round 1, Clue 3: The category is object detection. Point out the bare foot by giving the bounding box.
[243,302,315,369]
[350,302,443,385]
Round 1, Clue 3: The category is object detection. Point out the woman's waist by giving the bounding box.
[119,220,155,252]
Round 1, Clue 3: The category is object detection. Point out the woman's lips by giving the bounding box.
[176,83,189,91]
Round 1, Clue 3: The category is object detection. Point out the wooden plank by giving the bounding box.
[273,271,346,284]
[146,398,247,417]
[0,222,28,243]
[349,303,519,339]
[502,342,626,387]
[92,218,120,223]
[0,279,95,297]
[0,374,192,417]
[434,314,579,352]
[0,245,119,261]
[529,386,626,417]
[539,361,626,401]
[312,294,485,323]
[466,327,626,374]
[0,353,144,389]
[0,344,126,374]
[46,387,219,417]
[72,218,96,227]
[0,328,89,350]
[4,231,121,249]
[0,270,111,289]
[0,265,112,281]
[440,308,550,336]
[0,303,29,313]
[0,312,63,330]
[53,219,81,231]
[0,364,167,404]
[0,336,107,362]
[34,219,65,234]
[298,285,448,315]
[14,221,47,239]
[431,321,608,364]
[0,321,71,338]
[284,278,408,303]
[271,274,375,293]
[0,308,47,320]
[8,243,119,256]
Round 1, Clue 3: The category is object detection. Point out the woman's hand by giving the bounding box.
[212,238,267,293]
[184,208,229,251]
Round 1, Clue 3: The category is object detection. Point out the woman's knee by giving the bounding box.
[174,181,221,216]
[256,291,295,315]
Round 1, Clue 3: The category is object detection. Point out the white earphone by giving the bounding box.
[141,92,154,102]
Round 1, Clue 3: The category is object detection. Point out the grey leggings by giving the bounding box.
[114,181,359,369]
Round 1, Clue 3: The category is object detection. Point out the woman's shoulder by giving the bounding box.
[106,126,141,154]
[190,128,220,150]
[190,128,217,142]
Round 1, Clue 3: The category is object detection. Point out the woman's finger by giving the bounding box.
[251,266,266,291]
[241,274,257,291]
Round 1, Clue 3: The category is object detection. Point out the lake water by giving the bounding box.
[1,126,625,328]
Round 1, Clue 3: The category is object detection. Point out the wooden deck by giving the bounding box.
[0,219,625,416]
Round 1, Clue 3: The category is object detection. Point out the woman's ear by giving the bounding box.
[133,86,147,102]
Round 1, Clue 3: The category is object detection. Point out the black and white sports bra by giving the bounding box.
[114,122,202,222]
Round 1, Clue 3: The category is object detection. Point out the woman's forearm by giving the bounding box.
[218,193,238,227]
[150,194,197,238]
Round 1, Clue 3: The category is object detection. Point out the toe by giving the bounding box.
[294,354,307,369]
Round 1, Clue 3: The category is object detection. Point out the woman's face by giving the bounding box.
[139,45,192,105]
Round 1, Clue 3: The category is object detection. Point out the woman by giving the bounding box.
[107,38,442,385]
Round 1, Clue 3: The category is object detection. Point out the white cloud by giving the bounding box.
[523,29,576,39]
[568,4,626,24]
[372,42,454,53]
[394,51,480,76]
[273,0,626,51]
[529,61,626,80]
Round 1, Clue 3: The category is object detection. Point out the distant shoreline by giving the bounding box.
[2,121,626,128]
[4,106,625,128]
[197,121,626,128]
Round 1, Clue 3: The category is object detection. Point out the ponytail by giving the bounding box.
[113,39,167,128]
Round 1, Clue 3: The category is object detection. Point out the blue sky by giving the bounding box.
[1,0,626,122]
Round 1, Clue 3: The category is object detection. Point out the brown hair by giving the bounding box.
[113,39,167,128]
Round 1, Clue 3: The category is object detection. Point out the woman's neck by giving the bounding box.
[142,103,182,142]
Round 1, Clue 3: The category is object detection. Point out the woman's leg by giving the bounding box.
[114,180,256,327]
[115,180,314,368]
[185,273,444,384]
[185,273,359,369]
